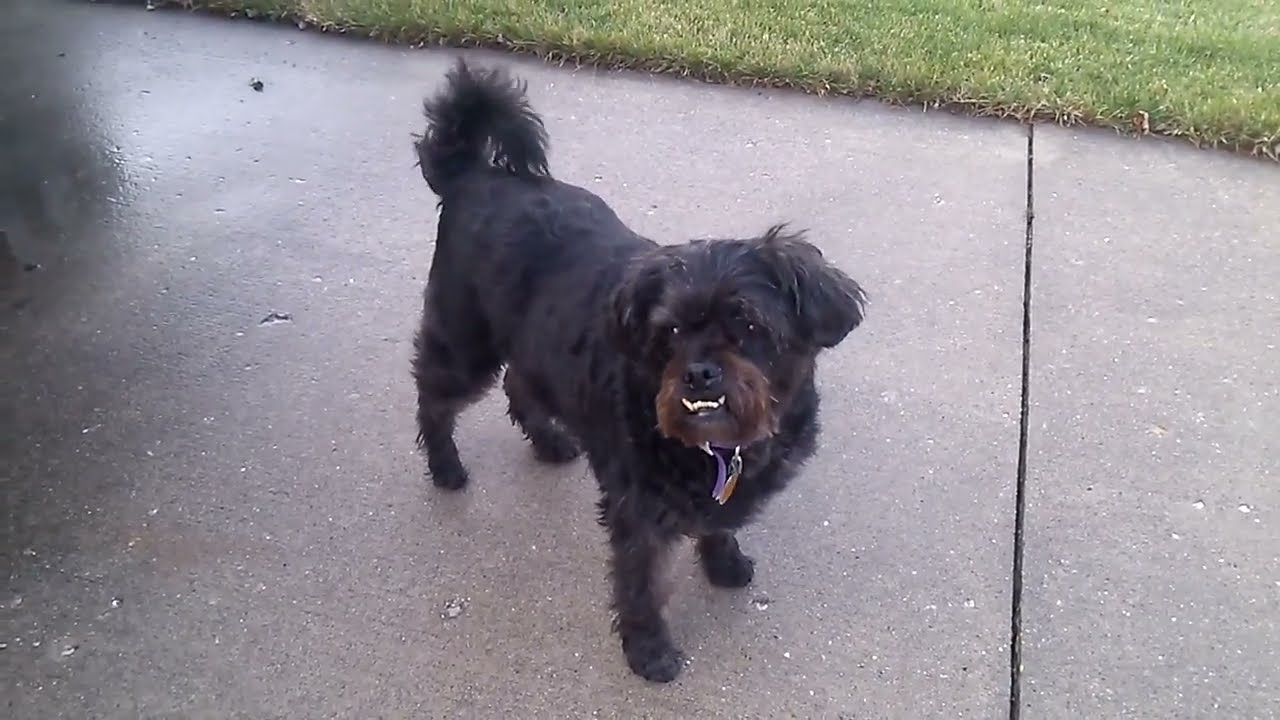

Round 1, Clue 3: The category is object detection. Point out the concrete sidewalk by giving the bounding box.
[0,2,1275,718]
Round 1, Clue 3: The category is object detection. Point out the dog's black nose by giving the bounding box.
[682,362,723,392]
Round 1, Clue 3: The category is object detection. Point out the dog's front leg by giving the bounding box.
[602,497,683,683]
[697,530,756,588]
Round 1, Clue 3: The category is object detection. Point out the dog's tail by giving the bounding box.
[414,59,550,196]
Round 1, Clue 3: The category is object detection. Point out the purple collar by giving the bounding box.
[701,443,743,505]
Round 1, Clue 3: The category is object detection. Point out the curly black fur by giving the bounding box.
[414,60,549,196]
[410,59,868,683]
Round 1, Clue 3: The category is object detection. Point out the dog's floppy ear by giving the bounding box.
[607,257,665,357]
[754,224,867,349]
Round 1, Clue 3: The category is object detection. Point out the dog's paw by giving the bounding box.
[427,460,469,491]
[701,544,756,588]
[622,634,685,683]
[530,430,582,464]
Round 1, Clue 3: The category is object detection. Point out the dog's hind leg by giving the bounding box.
[412,304,501,490]
[502,369,582,464]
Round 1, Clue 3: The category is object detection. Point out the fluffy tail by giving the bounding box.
[414,59,550,196]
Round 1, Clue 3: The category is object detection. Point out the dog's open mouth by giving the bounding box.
[680,396,726,417]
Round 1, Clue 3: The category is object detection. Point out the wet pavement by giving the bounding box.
[1,2,1276,719]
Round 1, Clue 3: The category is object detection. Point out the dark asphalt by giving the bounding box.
[1,2,1276,719]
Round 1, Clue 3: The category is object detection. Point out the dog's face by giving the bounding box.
[609,225,866,449]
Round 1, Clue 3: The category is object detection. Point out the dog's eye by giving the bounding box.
[670,326,680,336]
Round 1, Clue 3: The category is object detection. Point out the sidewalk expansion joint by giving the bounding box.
[1009,122,1034,720]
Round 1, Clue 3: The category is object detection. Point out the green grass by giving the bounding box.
[180,0,1278,158]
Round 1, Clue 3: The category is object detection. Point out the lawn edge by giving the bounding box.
[156,0,1278,161]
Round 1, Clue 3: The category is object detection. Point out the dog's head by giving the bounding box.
[608,225,866,449]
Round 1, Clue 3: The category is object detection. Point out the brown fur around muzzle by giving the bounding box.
[654,349,776,448]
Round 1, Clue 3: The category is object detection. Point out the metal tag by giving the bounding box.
[716,447,744,505]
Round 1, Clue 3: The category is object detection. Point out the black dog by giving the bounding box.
[411,60,867,683]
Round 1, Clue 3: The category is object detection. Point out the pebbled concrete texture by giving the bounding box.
[1,2,1025,719]
[1024,129,1280,718]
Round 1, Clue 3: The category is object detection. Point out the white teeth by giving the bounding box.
[681,396,726,412]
